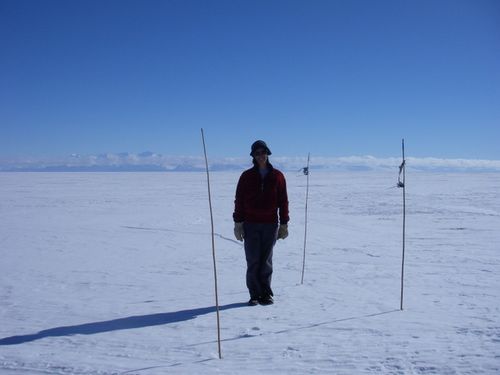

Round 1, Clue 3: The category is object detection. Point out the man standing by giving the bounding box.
[233,140,289,306]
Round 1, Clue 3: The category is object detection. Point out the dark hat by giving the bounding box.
[250,140,272,156]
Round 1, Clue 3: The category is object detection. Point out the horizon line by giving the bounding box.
[1,153,499,172]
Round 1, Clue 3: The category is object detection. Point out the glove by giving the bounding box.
[234,222,244,241]
[277,224,288,240]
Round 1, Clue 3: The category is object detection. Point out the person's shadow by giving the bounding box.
[0,302,246,346]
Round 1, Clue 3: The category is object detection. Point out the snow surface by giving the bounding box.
[0,171,499,374]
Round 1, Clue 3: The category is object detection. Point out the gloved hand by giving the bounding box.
[277,224,288,239]
[234,222,244,241]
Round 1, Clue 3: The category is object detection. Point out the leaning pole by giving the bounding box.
[200,128,222,359]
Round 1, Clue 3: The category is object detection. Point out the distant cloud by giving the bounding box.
[1,152,499,172]
[275,156,500,172]
[405,157,500,171]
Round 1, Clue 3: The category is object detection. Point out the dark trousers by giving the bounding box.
[243,222,278,299]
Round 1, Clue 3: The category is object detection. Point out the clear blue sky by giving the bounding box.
[1,0,499,159]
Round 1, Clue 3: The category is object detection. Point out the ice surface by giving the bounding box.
[1,171,499,374]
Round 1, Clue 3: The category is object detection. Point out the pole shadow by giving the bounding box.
[272,309,401,335]
[183,309,401,348]
[0,302,247,346]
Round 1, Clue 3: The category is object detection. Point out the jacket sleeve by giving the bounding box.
[233,174,245,222]
[277,172,289,224]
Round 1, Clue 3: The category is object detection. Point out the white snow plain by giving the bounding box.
[0,171,499,374]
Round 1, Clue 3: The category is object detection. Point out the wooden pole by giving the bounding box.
[301,152,310,285]
[201,128,222,359]
[400,139,406,311]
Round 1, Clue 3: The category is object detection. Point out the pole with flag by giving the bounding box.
[301,152,310,284]
[398,139,406,310]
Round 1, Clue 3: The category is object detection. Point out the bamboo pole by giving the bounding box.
[200,128,222,359]
[399,139,406,311]
[301,152,310,285]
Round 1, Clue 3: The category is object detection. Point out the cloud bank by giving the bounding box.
[1,152,499,172]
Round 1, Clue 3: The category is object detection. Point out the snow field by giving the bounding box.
[0,171,499,374]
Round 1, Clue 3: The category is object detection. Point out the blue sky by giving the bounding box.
[1,0,499,160]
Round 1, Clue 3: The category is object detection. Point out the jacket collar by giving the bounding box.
[252,160,274,172]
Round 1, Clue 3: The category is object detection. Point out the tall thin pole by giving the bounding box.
[399,139,406,311]
[301,152,310,285]
[201,128,222,359]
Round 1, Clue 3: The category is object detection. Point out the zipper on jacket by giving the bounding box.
[257,165,270,193]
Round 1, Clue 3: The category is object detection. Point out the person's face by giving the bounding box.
[253,148,268,165]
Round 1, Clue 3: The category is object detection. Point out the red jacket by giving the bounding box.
[233,163,289,225]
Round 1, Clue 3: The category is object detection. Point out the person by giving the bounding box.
[233,140,289,306]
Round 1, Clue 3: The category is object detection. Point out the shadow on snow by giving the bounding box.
[0,303,246,346]
[182,309,401,348]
